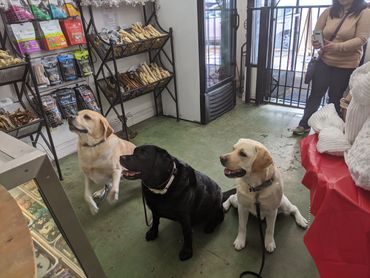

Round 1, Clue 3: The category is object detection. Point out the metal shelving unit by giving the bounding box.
[79,1,179,139]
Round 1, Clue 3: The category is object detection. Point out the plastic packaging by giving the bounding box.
[28,0,51,20]
[57,54,77,81]
[32,58,50,87]
[48,0,67,19]
[41,94,63,127]
[5,0,34,23]
[60,18,86,45]
[75,85,100,112]
[42,56,62,85]
[10,22,41,54]
[39,20,68,50]
[74,50,92,77]
[63,0,79,16]
[55,88,78,118]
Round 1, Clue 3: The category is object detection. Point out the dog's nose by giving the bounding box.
[220,155,227,166]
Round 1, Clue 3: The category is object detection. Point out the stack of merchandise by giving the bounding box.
[0,108,39,132]
[0,50,23,68]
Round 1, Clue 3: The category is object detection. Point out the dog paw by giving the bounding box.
[179,248,193,261]
[145,229,158,241]
[107,190,118,204]
[88,202,99,215]
[296,215,309,229]
[264,238,276,253]
[223,201,231,212]
[233,236,246,250]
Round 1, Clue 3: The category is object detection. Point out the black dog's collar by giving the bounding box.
[249,179,273,193]
[144,161,177,195]
[82,139,106,148]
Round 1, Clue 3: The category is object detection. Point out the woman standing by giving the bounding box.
[293,0,370,135]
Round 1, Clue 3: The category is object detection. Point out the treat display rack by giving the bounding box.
[0,17,63,180]
[79,1,179,139]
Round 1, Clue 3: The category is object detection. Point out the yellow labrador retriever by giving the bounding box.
[68,110,135,215]
[220,139,308,252]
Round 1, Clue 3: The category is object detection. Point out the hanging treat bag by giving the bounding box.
[55,88,78,118]
[74,50,92,77]
[32,58,50,88]
[60,18,86,45]
[10,22,41,54]
[57,54,77,81]
[75,85,100,112]
[5,0,34,23]
[48,0,67,19]
[63,0,79,17]
[39,20,68,50]
[41,94,63,127]
[42,56,62,85]
[28,0,51,20]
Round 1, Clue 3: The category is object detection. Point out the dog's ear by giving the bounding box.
[252,145,273,172]
[100,118,114,140]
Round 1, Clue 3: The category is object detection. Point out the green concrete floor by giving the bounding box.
[60,103,319,278]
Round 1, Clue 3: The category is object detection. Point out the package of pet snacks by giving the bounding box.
[42,56,62,85]
[63,0,79,17]
[32,58,49,87]
[75,85,100,112]
[10,22,41,54]
[60,18,86,45]
[74,50,92,77]
[5,0,34,23]
[28,0,51,20]
[57,54,77,81]
[39,20,67,50]
[55,88,78,118]
[48,0,67,19]
[41,94,63,127]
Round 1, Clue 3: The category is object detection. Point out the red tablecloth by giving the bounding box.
[301,134,370,278]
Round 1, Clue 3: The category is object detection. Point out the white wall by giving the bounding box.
[157,0,201,122]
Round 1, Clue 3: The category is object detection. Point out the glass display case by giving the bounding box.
[0,131,106,278]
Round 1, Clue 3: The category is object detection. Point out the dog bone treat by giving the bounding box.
[42,55,62,85]
[55,88,78,118]
[10,22,41,54]
[0,108,38,131]
[0,50,23,68]
[41,94,63,127]
[5,0,34,23]
[58,53,78,81]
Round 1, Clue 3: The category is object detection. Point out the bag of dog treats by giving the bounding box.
[28,0,51,20]
[32,58,49,87]
[75,85,100,112]
[63,0,79,16]
[5,0,34,23]
[57,53,77,81]
[48,0,67,19]
[10,22,41,54]
[41,94,63,127]
[42,56,62,85]
[55,88,78,118]
[39,20,68,50]
[74,50,92,77]
[60,18,86,45]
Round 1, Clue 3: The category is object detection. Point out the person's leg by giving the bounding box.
[328,67,354,114]
[298,60,331,129]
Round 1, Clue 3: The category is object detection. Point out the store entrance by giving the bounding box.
[245,0,331,108]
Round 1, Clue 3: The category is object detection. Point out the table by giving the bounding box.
[0,185,36,278]
[300,134,370,278]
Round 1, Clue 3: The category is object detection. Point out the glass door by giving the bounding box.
[203,0,237,91]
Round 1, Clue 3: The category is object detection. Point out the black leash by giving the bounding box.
[240,201,265,278]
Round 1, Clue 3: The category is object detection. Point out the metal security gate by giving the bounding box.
[244,0,330,108]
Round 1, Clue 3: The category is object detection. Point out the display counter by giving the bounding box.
[0,131,106,278]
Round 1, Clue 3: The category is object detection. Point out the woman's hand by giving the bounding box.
[322,40,338,52]
[312,39,322,50]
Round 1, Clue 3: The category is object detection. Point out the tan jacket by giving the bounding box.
[316,8,370,68]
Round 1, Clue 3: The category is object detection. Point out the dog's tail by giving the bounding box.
[222,187,236,202]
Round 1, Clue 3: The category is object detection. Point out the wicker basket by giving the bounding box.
[0,62,27,85]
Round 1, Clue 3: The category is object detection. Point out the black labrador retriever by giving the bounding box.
[120,145,225,261]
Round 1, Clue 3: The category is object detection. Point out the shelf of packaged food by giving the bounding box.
[4,15,81,25]
[2,117,42,139]
[37,75,90,95]
[89,31,170,62]
[97,73,174,106]
[28,44,86,60]
[0,62,28,86]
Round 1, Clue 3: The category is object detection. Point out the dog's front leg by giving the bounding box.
[234,204,250,250]
[146,211,159,241]
[107,169,121,204]
[179,215,193,261]
[84,176,99,215]
[264,209,278,253]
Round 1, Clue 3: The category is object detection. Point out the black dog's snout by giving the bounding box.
[120,155,128,166]
[220,155,228,166]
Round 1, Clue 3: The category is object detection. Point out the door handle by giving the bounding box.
[235,12,240,30]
